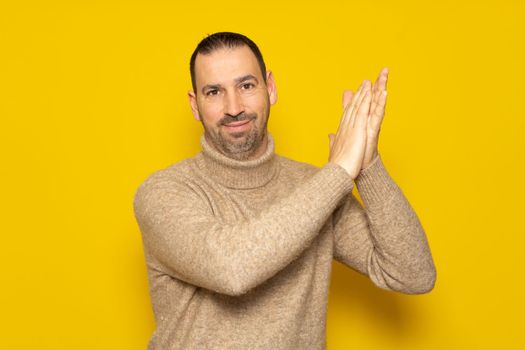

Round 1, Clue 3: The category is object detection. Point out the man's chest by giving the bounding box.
[200,182,295,223]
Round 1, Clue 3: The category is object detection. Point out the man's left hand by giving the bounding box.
[342,67,389,170]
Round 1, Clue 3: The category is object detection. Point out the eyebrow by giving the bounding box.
[201,84,220,95]
[201,74,259,94]
[235,74,258,84]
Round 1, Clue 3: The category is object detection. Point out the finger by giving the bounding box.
[371,85,388,116]
[349,80,370,128]
[370,90,379,118]
[340,82,364,133]
[349,81,370,129]
[342,90,354,110]
[371,67,388,110]
[376,67,389,90]
[337,95,353,136]
[381,67,389,91]
[372,70,381,97]
[370,90,388,129]
[355,89,372,129]
[372,68,387,98]
[378,67,389,91]
[328,133,335,149]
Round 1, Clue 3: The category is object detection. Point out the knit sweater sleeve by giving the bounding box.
[133,162,354,297]
[332,154,437,294]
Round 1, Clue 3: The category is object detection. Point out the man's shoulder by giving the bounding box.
[134,155,199,196]
[132,156,203,221]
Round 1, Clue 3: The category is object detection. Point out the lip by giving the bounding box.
[223,119,251,131]
[224,120,250,127]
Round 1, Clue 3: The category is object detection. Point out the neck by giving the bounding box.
[196,132,279,189]
[247,135,269,160]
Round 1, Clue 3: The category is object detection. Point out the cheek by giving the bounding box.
[244,94,268,112]
[199,101,223,122]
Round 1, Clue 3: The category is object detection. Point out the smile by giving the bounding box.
[223,119,251,131]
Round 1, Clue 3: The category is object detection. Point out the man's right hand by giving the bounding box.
[328,80,372,180]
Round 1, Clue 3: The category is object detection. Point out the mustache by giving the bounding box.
[219,112,257,126]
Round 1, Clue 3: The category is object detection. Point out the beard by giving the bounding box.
[201,110,269,161]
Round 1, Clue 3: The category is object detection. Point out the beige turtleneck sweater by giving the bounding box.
[132,133,436,350]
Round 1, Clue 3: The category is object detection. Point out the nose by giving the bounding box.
[224,90,244,117]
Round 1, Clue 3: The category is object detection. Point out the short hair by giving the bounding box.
[190,32,267,93]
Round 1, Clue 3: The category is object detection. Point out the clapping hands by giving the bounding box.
[328,67,389,180]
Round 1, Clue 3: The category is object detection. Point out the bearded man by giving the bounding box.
[133,31,436,350]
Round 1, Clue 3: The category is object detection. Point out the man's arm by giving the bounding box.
[333,153,437,294]
[133,162,354,297]
[133,76,374,297]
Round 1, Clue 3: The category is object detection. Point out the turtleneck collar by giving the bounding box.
[195,133,279,189]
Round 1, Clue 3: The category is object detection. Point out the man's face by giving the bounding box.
[188,45,277,161]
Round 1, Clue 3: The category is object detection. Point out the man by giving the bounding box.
[133,32,436,350]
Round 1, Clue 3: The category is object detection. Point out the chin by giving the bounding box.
[228,130,248,138]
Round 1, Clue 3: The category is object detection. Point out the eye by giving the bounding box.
[241,83,254,90]
[206,89,219,96]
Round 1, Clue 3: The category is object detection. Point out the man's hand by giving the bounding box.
[328,80,372,180]
[329,67,389,178]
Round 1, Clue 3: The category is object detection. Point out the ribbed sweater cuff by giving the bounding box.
[318,162,355,207]
[354,154,399,207]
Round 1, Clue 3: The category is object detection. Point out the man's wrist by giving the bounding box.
[359,152,381,174]
[354,154,399,206]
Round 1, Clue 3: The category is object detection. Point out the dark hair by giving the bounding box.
[190,32,267,93]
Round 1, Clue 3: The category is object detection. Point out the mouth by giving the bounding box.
[223,119,252,132]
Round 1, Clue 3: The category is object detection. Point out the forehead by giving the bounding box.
[194,46,262,88]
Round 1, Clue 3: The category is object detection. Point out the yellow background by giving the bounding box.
[1,0,523,349]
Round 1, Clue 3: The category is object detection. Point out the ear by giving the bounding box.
[266,71,278,105]
[188,90,201,121]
